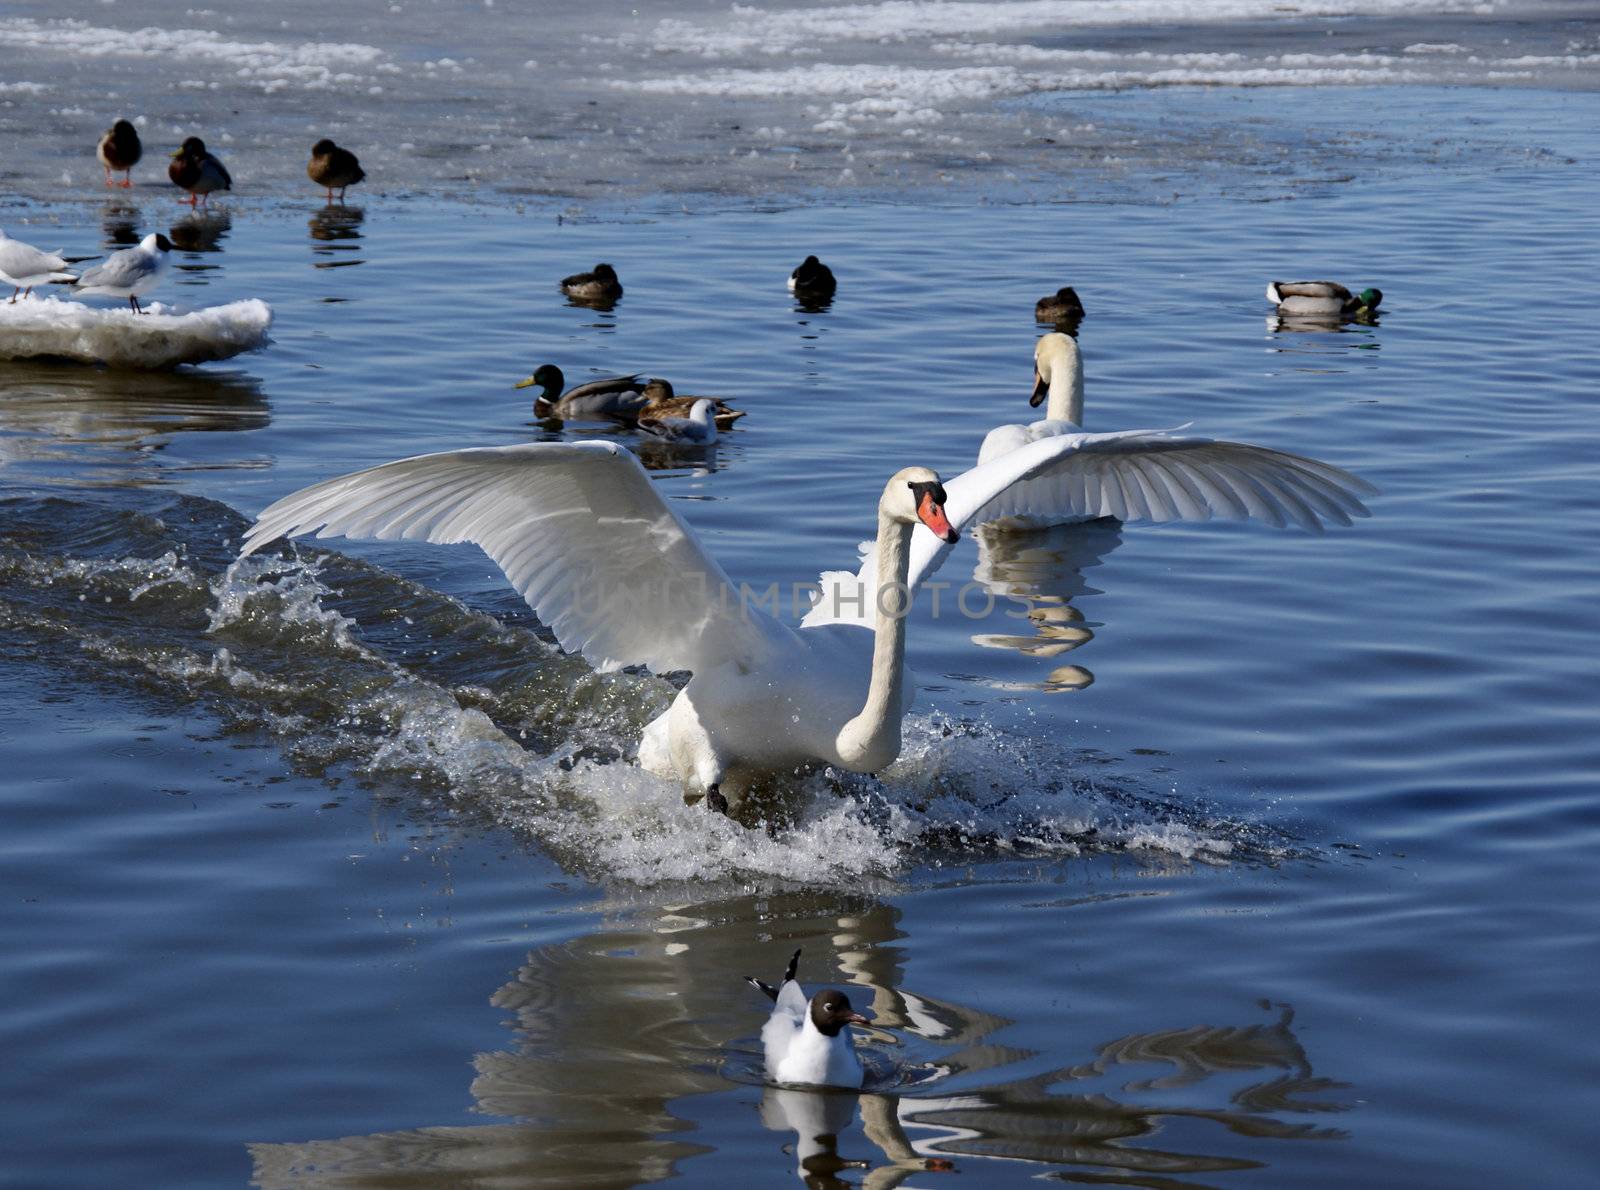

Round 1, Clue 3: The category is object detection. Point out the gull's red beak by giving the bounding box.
[1029,367,1048,408]
[845,1010,871,1026]
[917,491,958,544]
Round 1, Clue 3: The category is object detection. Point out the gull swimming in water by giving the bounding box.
[637,397,718,445]
[747,949,870,1089]
[73,233,173,313]
[97,119,142,188]
[0,229,77,302]
[169,137,232,207]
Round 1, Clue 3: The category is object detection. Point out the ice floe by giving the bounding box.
[0,296,272,369]
[0,17,385,92]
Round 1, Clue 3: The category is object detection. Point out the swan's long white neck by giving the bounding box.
[835,509,913,771]
[1043,341,1084,425]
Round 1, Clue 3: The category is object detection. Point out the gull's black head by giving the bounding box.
[152,233,174,253]
[809,988,869,1037]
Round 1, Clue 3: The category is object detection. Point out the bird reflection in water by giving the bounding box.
[1267,310,1382,337]
[100,201,143,247]
[168,207,232,255]
[966,518,1123,692]
[308,205,364,269]
[0,363,269,487]
[246,894,1351,1189]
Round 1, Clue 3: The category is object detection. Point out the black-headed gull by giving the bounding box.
[746,948,870,1089]
[73,232,173,314]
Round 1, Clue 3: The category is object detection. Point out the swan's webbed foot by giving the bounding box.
[705,784,729,815]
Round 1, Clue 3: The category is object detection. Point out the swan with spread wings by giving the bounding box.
[240,428,1370,806]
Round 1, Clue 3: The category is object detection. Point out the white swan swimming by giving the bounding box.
[747,949,869,1089]
[968,331,1375,531]
[238,426,1370,804]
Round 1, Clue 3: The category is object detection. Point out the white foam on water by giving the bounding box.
[0,296,272,369]
[2,531,1278,888]
[210,555,371,657]
[0,17,385,92]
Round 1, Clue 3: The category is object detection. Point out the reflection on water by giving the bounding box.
[308,205,365,270]
[1267,311,1382,338]
[248,895,1349,1188]
[896,1004,1350,1182]
[0,363,270,487]
[99,201,143,247]
[967,520,1123,693]
[168,208,232,254]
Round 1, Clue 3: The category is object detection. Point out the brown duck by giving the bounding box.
[97,119,142,188]
[307,139,365,203]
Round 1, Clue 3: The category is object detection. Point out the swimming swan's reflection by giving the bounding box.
[966,518,1122,692]
[246,897,1349,1188]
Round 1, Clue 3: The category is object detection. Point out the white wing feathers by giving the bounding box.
[803,427,1374,628]
[239,440,790,674]
[762,977,810,1071]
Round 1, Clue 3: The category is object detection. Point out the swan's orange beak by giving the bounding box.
[918,491,958,544]
[1030,367,1048,407]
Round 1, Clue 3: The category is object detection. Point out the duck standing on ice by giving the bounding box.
[169,137,232,206]
[747,949,870,1089]
[97,119,142,188]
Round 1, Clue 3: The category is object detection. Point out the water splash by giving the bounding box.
[1,491,1293,886]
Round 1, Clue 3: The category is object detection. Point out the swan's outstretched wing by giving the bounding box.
[239,440,791,674]
[804,428,1373,627]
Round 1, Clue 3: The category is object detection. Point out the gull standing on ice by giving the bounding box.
[0,230,77,302]
[169,137,232,206]
[747,949,870,1089]
[97,119,142,188]
[73,233,173,313]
